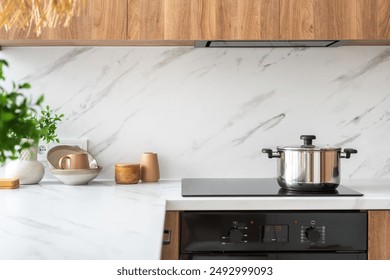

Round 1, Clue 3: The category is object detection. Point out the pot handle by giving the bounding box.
[340,148,358,159]
[262,149,281,158]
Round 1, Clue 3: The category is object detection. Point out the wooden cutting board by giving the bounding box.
[0,178,20,189]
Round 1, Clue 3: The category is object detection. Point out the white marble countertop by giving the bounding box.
[1,178,390,260]
[0,181,166,260]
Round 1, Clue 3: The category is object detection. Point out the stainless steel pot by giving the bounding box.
[262,135,357,191]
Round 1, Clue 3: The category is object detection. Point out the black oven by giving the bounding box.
[180,211,367,260]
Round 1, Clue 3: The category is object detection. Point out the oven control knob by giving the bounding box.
[305,227,321,243]
[229,228,243,243]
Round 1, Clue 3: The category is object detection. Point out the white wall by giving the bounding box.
[1,46,390,179]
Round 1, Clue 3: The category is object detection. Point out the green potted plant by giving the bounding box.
[0,59,64,184]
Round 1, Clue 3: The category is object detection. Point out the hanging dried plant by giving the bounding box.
[0,0,86,36]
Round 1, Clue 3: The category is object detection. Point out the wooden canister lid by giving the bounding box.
[115,163,140,168]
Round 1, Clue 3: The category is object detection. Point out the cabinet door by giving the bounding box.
[0,0,127,40]
[192,0,279,40]
[313,0,360,39]
[368,211,390,260]
[280,0,360,40]
[356,0,390,39]
[161,211,180,260]
[280,0,314,39]
[128,0,279,40]
[280,0,390,40]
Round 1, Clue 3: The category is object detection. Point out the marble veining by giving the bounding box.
[232,113,286,146]
[22,47,93,81]
[333,48,390,83]
[1,46,390,180]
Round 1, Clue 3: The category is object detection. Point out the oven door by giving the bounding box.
[180,253,367,260]
[180,211,367,260]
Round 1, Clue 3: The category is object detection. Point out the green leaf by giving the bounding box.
[0,60,8,81]
[18,83,31,89]
[0,59,9,67]
[1,112,14,121]
[36,95,44,105]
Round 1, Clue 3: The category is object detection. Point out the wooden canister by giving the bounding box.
[140,152,160,182]
[115,163,140,184]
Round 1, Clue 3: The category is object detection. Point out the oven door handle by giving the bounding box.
[163,229,171,245]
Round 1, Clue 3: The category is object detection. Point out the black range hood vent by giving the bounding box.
[195,40,341,48]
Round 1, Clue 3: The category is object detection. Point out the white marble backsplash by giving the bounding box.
[1,46,390,179]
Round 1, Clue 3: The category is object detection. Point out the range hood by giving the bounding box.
[195,40,341,48]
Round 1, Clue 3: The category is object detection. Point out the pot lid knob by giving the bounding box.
[300,135,316,148]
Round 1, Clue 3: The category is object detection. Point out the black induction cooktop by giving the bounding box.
[181,178,363,197]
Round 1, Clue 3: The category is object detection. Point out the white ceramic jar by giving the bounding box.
[5,142,44,185]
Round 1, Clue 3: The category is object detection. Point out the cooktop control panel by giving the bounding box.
[181,211,367,252]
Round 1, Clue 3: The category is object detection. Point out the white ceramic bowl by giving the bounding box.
[50,167,102,185]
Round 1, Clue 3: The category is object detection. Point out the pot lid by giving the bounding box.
[277,135,341,151]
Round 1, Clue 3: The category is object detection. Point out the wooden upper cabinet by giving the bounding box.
[313,0,390,40]
[0,0,127,41]
[280,0,314,39]
[280,0,390,40]
[0,0,389,44]
[356,0,390,39]
[313,0,360,40]
[129,0,390,41]
[128,0,279,40]
[280,0,359,40]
